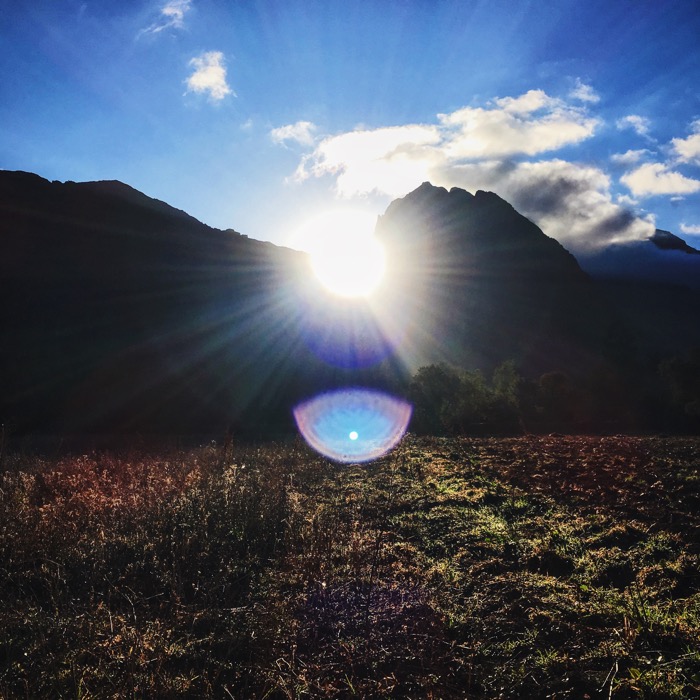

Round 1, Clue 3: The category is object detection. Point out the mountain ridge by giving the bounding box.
[0,170,323,434]
[2,170,699,435]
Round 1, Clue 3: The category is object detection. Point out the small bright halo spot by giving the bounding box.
[292,210,386,298]
[349,431,359,440]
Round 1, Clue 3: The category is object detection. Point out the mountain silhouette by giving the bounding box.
[0,170,400,435]
[2,172,699,436]
[375,183,612,374]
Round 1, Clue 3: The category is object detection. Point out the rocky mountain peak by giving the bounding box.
[374,181,602,374]
[651,229,700,255]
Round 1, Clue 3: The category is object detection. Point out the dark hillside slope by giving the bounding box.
[1,171,385,434]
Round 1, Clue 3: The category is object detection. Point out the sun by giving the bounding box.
[292,210,386,298]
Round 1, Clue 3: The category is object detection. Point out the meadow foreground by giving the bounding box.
[1,435,699,698]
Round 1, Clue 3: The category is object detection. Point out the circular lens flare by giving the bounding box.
[294,388,412,463]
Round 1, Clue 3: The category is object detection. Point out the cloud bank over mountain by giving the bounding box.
[272,86,700,255]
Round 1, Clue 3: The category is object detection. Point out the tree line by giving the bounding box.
[407,350,700,435]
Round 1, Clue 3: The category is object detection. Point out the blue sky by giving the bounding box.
[2,0,700,254]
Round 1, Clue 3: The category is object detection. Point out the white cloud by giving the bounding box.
[672,120,700,164]
[680,222,700,234]
[493,89,557,113]
[278,87,658,253]
[570,79,600,103]
[611,149,650,165]
[438,91,598,159]
[621,162,700,196]
[185,51,232,101]
[294,124,442,196]
[141,0,192,35]
[291,89,598,199]
[616,114,651,137]
[270,121,317,146]
[616,193,639,207]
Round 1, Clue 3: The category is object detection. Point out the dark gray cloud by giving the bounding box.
[514,173,588,217]
[432,159,653,252]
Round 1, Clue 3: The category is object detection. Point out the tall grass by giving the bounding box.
[1,443,302,697]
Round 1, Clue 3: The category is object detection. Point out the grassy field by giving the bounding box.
[1,435,699,698]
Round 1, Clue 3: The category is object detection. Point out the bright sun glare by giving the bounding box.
[292,210,386,298]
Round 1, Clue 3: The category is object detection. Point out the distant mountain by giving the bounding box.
[651,229,700,256]
[577,228,700,292]
[571,226,700,358]
[2,172,699,436]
